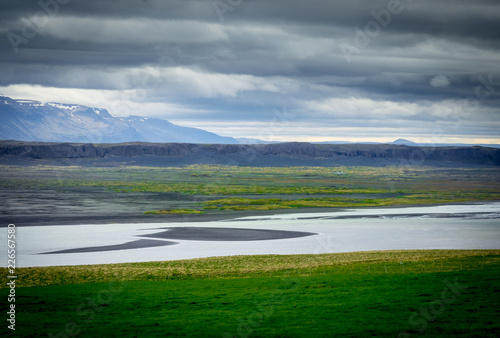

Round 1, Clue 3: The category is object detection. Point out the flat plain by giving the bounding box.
[1,164,499,226]
[1,164,499,337]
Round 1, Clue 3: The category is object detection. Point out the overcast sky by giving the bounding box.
[1,0,499,143]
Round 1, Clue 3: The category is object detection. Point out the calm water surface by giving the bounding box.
[3,202,499,267]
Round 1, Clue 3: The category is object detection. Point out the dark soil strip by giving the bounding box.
[41,239,177,254]
[139,227,317,241]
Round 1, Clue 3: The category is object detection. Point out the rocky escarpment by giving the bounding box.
[0,141,499,167]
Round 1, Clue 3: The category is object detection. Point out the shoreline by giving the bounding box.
[3,200,498,227]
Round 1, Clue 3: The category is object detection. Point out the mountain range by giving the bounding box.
[1,95,499,148]
[0,95,237,144]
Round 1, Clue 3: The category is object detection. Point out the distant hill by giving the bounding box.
[1,141,499,167]
[391,138,418,146]
[389,138,500,149]
[314,139,500,149]
[235,138,280,144]
[0,95,237,144]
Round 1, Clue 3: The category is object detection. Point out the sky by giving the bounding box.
[0,0,499,144]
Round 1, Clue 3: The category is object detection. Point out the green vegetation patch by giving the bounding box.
[202,192,500,211]
[1,164,499,217]
[4,165,498,197]
[143,208,204,215]
[4,250,498,288]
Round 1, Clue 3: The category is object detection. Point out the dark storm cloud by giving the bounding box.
[0,0,499,142]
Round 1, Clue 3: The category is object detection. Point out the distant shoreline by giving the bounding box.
[3,200,497,227]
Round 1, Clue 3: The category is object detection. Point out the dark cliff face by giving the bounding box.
[0,141,499,167]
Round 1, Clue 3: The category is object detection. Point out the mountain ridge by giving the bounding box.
[1,95,498,149]
[1,140,499,167]
[0,95,238,144]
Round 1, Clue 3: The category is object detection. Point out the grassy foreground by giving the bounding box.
[2,250,499,337]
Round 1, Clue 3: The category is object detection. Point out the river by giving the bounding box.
[3,202,499,267]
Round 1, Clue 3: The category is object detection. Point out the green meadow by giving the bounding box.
[2,250,499,337]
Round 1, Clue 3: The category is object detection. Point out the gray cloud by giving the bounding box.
[0,0,499,143]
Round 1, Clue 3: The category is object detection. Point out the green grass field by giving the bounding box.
[2,250,499,337]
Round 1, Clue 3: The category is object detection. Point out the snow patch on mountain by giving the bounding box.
[0,95,238,144]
